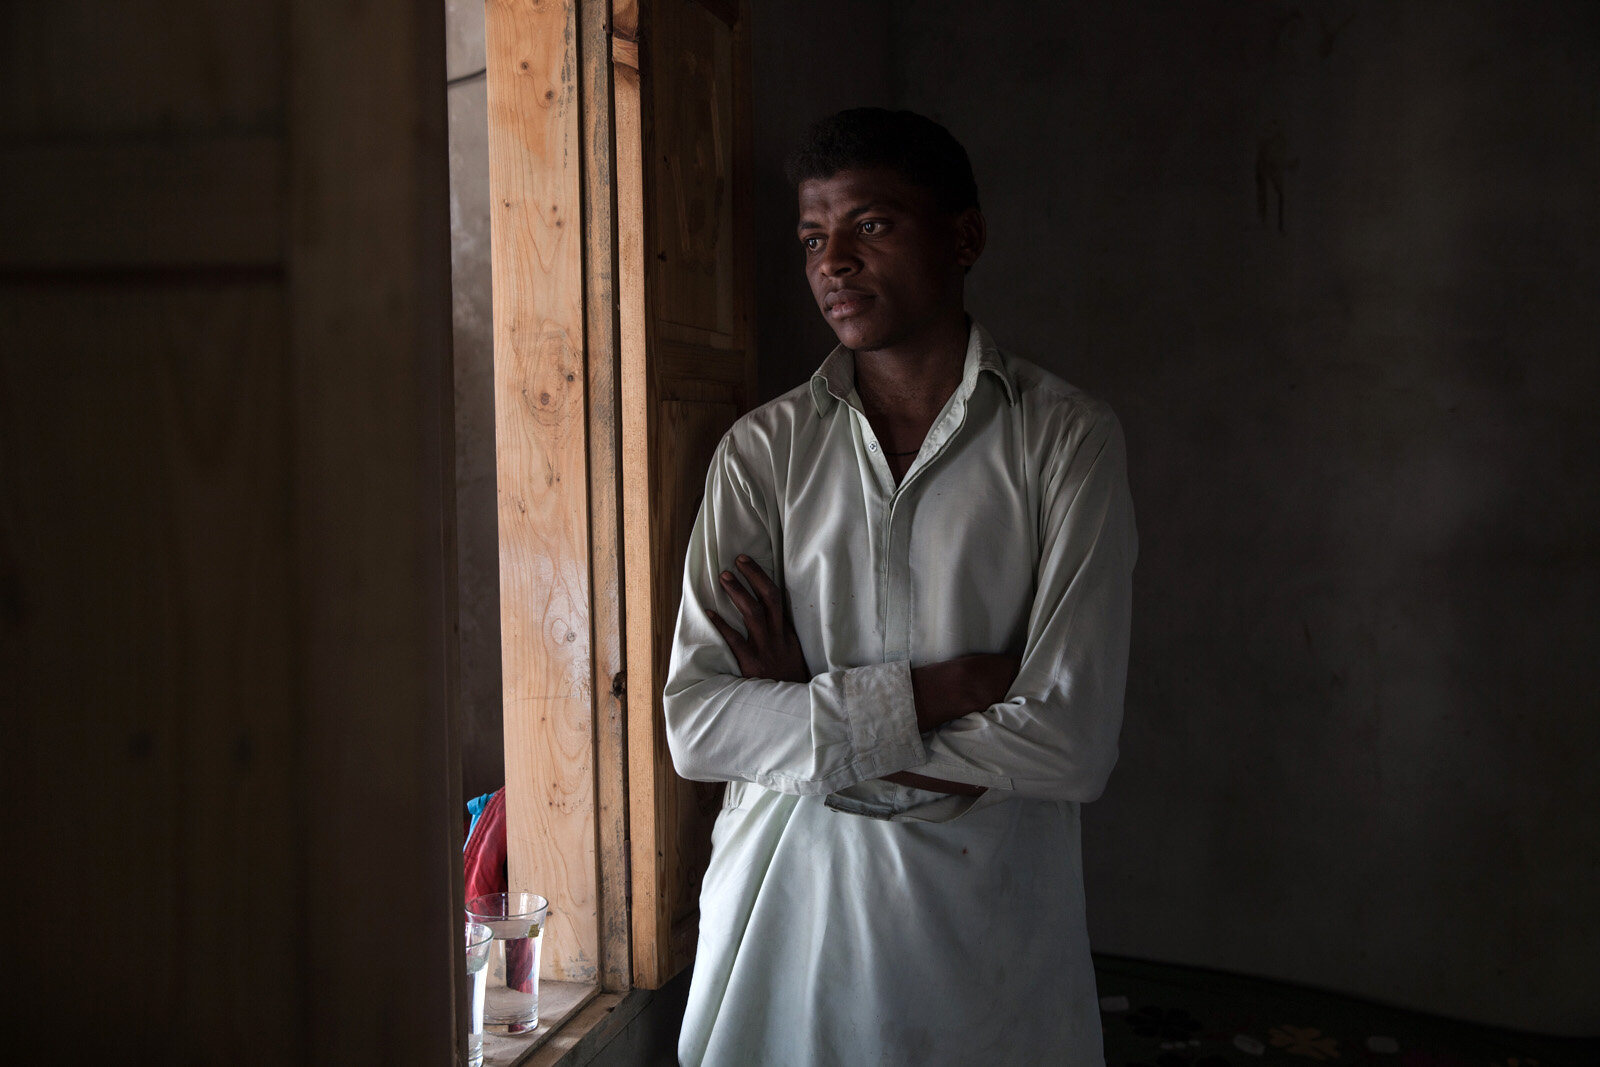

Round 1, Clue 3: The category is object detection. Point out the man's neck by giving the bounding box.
[853,314,970,426]
[851,314,971,473]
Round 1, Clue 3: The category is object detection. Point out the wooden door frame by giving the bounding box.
[486,0,754,995]
[486,0,630,991]
[288,0,463,1057]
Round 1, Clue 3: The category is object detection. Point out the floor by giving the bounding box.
[1095,955,1597,1067]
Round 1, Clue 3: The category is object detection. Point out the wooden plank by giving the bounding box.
[521,990,635,1067]
[0,6,305,1064]
[480,979,600,1065]
[729,0,759,406]
[619,0,756,988]
[579,0,635,994]
[656,337,748,384]
[615,0,671,990]
[286,0,459,1062]
[0,0,284,139]
[487,0,602,985]
[656,397,740,952]
[648,0,737,337]
[2,2,459,1063]
[656,318,737,351]
[0,137,284,270]
[0,280,298,1060]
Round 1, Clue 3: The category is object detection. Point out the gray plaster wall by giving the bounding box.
[446,0,503,804]
[751,2,893,400]
[878,0,1598,1035]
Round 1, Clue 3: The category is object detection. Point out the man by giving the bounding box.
[664,108,1137,1066]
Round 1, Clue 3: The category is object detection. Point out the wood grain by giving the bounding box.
[0,138,283,270]
[658,396,741,948]
[487,0,603,985]
[580,0,635,993]
[1,281,297,1057]
[2,1,459,1062]
[619,0,756,989]
[650,1,737,337]
[287,0,459,1060]
[615,0,666,986]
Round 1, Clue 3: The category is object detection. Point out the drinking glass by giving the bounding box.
[465,921,493,1066]
[465,892,549,1035]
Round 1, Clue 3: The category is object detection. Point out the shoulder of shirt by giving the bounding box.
[1001,350,1120,432]
[714,350,1120,459]
[707,377,819,473]
[717,377,822,454]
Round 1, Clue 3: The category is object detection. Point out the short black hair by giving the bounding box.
[785,108,981,214]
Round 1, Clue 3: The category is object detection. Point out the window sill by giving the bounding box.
[484,981,654,1067]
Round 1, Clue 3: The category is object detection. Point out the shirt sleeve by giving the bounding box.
[913,405,1138,805]
[663,433,927,795]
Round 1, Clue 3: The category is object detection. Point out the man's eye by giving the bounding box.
[859,220,881,235]
[802,236,822,251]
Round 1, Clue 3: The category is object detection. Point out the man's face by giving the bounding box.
[796,167,983,355]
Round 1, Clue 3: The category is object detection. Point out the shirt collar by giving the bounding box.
[808,320,1018,417]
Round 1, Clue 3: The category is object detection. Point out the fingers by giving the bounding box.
[718,568,763,630]
[705,609,757,677]
[705,608,743,648]
[734,555,784,625]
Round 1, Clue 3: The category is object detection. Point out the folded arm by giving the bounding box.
[704,547,1020,798]
[664,407,1136,807]
[663,437,929,795]
[910,409,1137,804]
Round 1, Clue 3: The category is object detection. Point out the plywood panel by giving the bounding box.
[3,2,458,1063]
[655,399,740,943]
[486,0,602,985]
[649,0,737,337]
[0,281,297,1058]
[0,138,284,270]
[287,0,459,1061]
[0,0,284,138]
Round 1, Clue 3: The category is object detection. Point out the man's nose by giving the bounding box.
[819,234,858,276]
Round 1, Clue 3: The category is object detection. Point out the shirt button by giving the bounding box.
[868,442,878,452]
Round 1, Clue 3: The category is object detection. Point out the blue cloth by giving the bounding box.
[464,790,496,851]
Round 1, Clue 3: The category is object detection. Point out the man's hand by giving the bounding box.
[910,653,1021,732]
[705,555,810,684]
[706,556,1012,799]
[885,654,1018,797]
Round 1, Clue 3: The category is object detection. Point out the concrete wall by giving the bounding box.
[750,2,894,400]
[885,0,1599,1034]
[446,0,504,804]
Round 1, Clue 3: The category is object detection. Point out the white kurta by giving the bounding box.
[665,322,1137,1067]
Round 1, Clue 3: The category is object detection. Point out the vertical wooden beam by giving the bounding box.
[579,0,635,994]
[612,0,672,990]
[487,0,602,983]
[287,0,459,1061]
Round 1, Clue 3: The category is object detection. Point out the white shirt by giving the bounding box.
[666,321,1137,1066]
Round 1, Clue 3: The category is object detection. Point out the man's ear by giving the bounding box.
[954,207,986,269]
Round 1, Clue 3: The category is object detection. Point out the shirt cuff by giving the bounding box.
[824,778,984,823]
[839,658,924,778]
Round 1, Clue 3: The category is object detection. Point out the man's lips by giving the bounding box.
[825,289,873,317]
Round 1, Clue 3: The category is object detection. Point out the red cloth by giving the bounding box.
[466,789,538,999]
[464,787,508,902]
